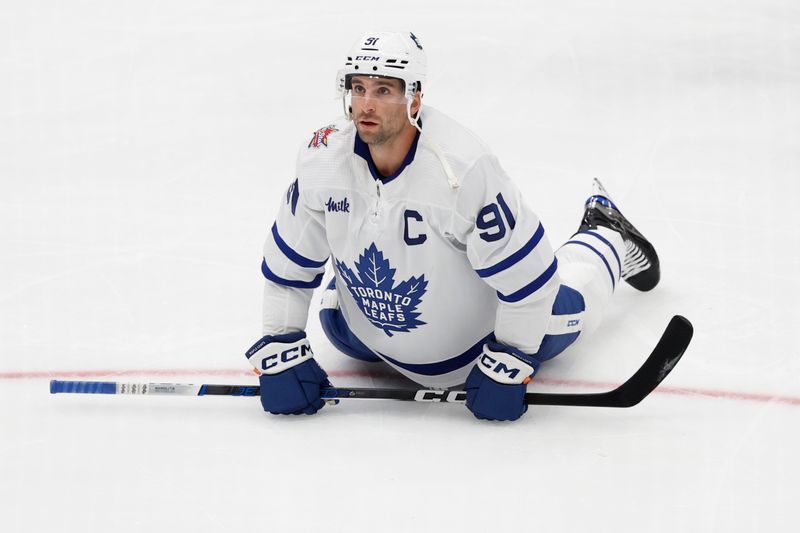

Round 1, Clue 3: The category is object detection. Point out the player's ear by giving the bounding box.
[411,91,422,115]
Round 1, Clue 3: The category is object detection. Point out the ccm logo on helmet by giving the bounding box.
[261,344,313,371]
[355,55,380,61]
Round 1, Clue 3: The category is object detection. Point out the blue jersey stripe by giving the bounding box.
[579,230,621,276]
[379,334,490,376]
[496,258,559,303]
[475,223,545,278]
[272,223,328,269]
[563,240,616,290]
[261,258,324,289]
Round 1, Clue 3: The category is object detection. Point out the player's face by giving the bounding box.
[349,76,412,146]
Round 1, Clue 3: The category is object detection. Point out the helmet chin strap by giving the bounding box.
[407,97,422,132]
[342,93,351,119]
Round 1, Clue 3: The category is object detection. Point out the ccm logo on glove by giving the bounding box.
[478,347,534,385]
[247,337,314,375]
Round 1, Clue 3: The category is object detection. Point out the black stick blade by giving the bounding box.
[523,315,694,407]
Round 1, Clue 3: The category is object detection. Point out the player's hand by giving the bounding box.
[464,340,539,421]
[245,331,332,415]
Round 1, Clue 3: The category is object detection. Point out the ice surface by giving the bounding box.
[1,1,798,531]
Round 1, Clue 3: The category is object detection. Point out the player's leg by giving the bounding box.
[550,226,623,340]
[536,178,660,359]
[319,277,383,362]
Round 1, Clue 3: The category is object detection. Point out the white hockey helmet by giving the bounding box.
[336,31,427,129]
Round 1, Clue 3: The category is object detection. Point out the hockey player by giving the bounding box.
[245,31,660,421]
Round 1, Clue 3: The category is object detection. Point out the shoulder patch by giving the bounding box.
[308,125,339,149]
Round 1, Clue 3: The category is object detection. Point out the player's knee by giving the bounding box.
[537,285,585,361]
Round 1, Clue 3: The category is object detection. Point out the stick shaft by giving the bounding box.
[50,315,693,408]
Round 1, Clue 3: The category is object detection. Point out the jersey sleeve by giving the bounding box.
[260,177,330,335]
[454,155,560,354]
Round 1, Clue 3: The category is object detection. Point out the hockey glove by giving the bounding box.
[245,331,332,415]
[464,340,540,421]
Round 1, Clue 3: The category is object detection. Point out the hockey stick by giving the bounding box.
[50,315,692,408]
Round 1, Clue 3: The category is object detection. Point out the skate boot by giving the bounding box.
[579,178,660,291]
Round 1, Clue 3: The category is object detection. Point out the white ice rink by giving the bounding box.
[2,1,798,531]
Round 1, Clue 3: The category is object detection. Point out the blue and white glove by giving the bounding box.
[245,331,332,415]
[464,340,541,421]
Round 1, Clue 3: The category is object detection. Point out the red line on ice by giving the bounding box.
[2,368,798,406]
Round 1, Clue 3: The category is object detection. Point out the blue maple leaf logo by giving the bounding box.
[335,243,427,336]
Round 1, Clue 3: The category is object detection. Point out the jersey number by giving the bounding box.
[477,193,516,242]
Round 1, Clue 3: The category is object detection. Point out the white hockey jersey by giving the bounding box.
[261,106,560,387]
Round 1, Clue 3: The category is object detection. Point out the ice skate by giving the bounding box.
[579,178,660,291]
